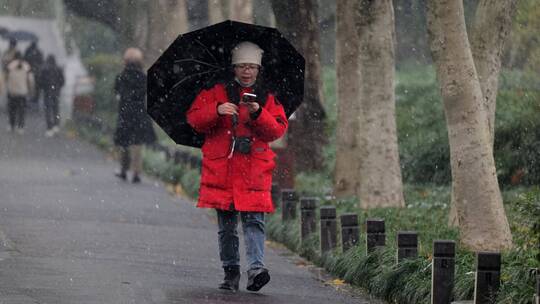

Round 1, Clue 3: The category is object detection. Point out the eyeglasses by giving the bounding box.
[234,64,259,71]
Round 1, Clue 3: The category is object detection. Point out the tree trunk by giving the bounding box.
[352,0,404,209]
[271,0,327,172]
[448,0,516,227]
[208,0,227,24]
[253,0,274,27]
[145,0,189,65]
[470,0,517,145]
[426,0,512,251]
[186,0,209,31]
[334,0,361,198]
[229,0,253,23]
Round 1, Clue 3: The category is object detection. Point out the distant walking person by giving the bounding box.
[39,55,64,137]
[113,48,156,183]
[23,41,44,104]
[1,38,18,72]
[5,52,34,134]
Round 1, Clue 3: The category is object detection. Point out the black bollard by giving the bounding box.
[281,189,297,221]
[320,206,337,253]
[397,231,418,263]
[271,183,280,208]
[300,197,318,242]
[431,240,455,304]
[366,219,385,253]
[474,252,501,304]
[340,213,359,252]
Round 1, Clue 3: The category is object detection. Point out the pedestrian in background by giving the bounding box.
[1,38,18,72]
[113,47,156,183]
[24,41,44,104]
[39,55,64,137]
[5,51,34,134]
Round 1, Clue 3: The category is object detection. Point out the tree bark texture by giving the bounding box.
[426,0,512,251]
[186,0,209,31]
[448,0,516,228]
[271,0,327,172]
[208,0,228,24]
[253,0,275,27]
[145,0,189,65]
[352,0,404,209]
[470,0,517,145]
[229,0,253,23]
[334,0,361,198]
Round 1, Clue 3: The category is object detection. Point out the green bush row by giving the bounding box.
[267,186,540,303]
[84,54,123,114]
[142,148,200,199]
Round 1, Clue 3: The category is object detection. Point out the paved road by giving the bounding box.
[0,111,379,303]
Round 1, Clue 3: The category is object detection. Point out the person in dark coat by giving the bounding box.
[23,41,44,104]
[113,47,156,183]
[39,55,64,136]
[187,41,288,292]
[1,38,18,72]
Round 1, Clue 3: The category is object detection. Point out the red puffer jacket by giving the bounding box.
[186,83,288,212]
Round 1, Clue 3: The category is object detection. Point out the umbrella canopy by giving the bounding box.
[147,20,305,148]
[6,30,38,42]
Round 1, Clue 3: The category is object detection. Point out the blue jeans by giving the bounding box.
[216,209,265,270]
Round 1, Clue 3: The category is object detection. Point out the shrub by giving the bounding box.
[267,186,540,303]
[84,54,123,114]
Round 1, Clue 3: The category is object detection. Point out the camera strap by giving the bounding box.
[228,114,238,159]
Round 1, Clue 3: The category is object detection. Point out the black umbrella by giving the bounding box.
[6,30,38,42]
[147,20,305,148]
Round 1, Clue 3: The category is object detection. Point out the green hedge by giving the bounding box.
[267,186,540,303]
[84,54,123,115]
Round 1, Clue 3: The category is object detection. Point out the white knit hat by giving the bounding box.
[231,41,263,66]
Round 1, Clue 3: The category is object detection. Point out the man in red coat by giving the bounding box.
[187,41,288,292]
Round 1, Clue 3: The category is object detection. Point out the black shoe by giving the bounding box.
[132,175,141,183]
[246,268,270,292]
[218,266,241,291]
[115,172,127,181]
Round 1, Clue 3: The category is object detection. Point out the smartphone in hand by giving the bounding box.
[242,93,257,103]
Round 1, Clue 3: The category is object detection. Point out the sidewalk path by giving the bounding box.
[0,112,378,303]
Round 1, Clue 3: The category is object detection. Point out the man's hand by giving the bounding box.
[217,102,239,115]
